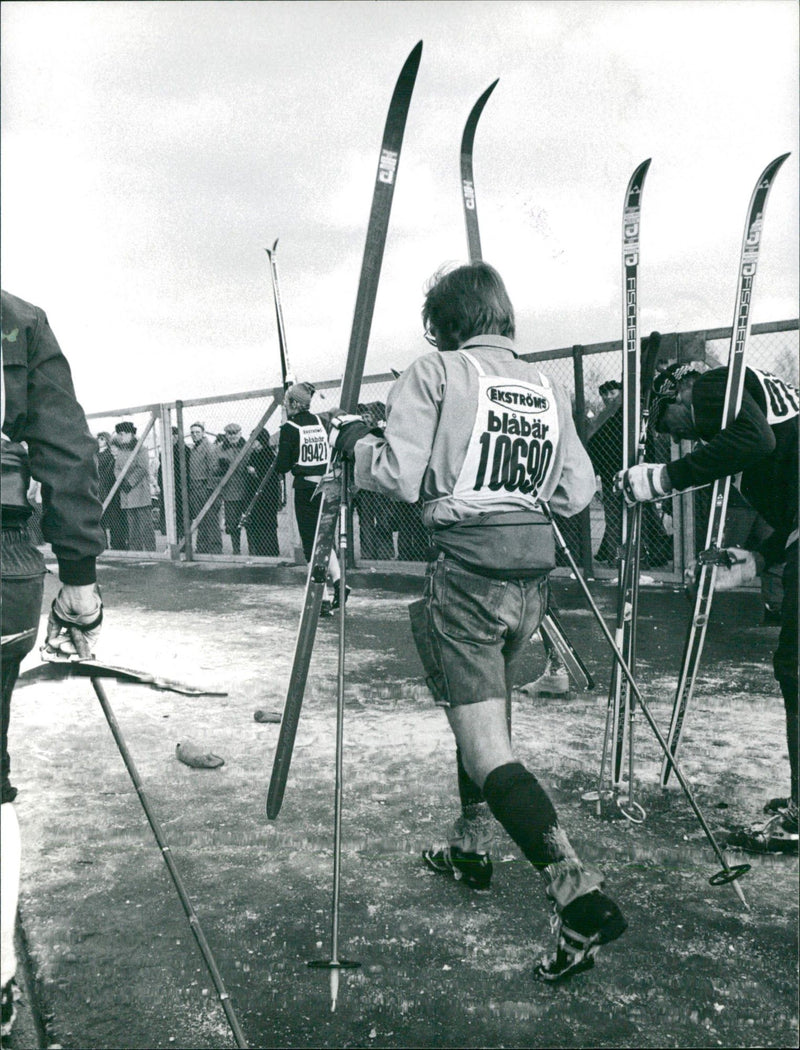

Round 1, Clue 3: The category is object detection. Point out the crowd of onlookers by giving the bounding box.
[93,420,284,556]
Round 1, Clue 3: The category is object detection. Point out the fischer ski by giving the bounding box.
[602,159,651,790]
[660,152,789,788]
[267,41,423,820]
[460,79,593,693]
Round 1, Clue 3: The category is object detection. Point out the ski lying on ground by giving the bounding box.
[660,152,790,788]
[606,158,651,789]
[267,41,423,820]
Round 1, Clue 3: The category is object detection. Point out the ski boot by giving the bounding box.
[331,580,351,612]
[727,802,798,856]
[535,889,627,983]
[422,805,494,891]
[520,653,570,699]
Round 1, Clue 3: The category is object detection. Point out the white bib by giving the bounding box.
[294,420,329,469]
[451,351,560,508]
[751,368,799,426]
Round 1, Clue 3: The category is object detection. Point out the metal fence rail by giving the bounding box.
[79,319,797,583]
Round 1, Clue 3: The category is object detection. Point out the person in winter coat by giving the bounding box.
[216,423,250,555]
[187,423,222,554]
[97,431,127,550]
[112,422,156,551]
[1,290,105,1041]
[245,430,282,557]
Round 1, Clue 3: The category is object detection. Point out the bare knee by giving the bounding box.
[445,699,514,790]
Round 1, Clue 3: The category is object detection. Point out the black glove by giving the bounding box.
[329,413,373,460]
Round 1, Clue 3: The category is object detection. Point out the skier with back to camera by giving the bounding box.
[330,261,627,982]
[617,360,799,854]
[275,381,348,616]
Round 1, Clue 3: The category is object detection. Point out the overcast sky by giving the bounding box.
[2,0,798,413]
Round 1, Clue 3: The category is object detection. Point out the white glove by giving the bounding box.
[711,548,759,592]
[43,583,103,660]
[616,463,671,505]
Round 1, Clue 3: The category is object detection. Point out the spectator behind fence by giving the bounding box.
[97,431,128,550]
[245,430,282,557]
[187,423,222,554]
[216,423,249,555]
[587,380,623,564]
[156,426,184,539]
[112,423,156,551]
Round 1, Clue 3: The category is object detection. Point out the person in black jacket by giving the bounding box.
[617,361,799,853]
[245,430,282,557]
[275,382,347,615]
[1,290,106,1038]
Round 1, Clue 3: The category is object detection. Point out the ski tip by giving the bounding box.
[405,40,423,66]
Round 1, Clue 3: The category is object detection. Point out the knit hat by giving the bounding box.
[649,361,707,433]
[224,423,242,436]
[286,382,316,409]
[115,421,136,435]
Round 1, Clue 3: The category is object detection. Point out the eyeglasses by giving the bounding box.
[423,325,438,347]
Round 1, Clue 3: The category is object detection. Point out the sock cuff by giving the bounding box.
[483,761,537,806]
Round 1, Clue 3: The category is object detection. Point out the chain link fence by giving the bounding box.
[83,319,797,582]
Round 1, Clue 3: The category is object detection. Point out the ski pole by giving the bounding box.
[539,510,751,908]
[307,461,360,1009]
[69,630,249,1047]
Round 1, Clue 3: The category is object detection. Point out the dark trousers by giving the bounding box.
[774,541,798,803]
[1,528,46,803]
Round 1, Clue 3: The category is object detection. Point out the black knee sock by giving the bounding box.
[483,761,563,869]
[457,748,484,810]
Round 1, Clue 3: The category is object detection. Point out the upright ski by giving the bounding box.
[460,79,498,261]
[265,238,295,390]
[605,159,651,789]
[240,240,293,531]
[661,152,789,787]
[267,41,423,819]
[460,79,592,692]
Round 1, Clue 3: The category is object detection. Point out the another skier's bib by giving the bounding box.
[452,351,560,508]
[751,368,799,426]
[290,418,330,476]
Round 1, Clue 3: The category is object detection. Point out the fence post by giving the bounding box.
[175,401,193,561]
[572,345,594,578]
[158,404,179,558]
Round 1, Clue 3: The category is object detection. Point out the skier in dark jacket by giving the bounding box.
[275,382,346,615]
[1,290,106,1037]
[617,361,798,854]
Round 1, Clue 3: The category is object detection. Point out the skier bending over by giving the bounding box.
[331,261,626,982]
[617,361,798,854]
